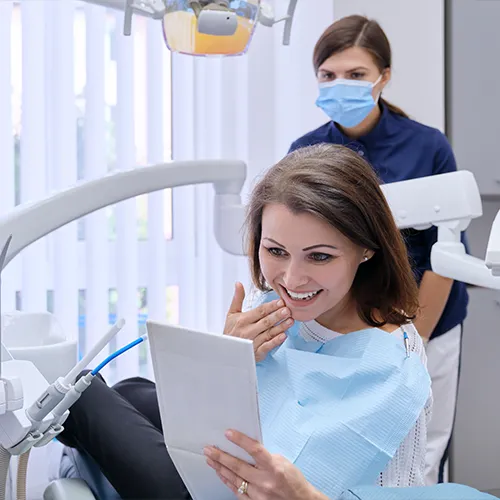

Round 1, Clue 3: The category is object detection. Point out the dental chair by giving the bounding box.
[45,445,118,500]
[46,450,498,500]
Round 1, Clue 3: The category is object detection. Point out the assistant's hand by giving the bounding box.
[223,283,293,363]
[204,430,328,500]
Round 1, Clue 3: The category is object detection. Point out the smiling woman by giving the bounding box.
[218,143,433,497]
[246,142,419,330]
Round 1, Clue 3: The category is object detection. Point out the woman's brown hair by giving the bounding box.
[313,14,408,118]
[246,144,419,327]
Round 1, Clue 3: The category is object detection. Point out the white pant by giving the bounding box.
[424,324,462,485]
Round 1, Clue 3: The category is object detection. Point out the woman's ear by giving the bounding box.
[361,249,375,263]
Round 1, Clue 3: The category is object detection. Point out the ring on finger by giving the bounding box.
[237,479,249,495]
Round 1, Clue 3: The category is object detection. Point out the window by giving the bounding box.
[6,2,176,380]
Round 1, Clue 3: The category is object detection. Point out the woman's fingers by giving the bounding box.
[217,472,240,496]
[255,333,287,361]
[206,458,244,496]
[223,431,275,469]
[242,298,285,326]
[227,282,246,314]
[252,306,291,336]
[226,298,289,341]
[204,446,259,484]
[253,318,293,351]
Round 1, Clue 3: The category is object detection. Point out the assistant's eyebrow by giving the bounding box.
[346,66,369,72]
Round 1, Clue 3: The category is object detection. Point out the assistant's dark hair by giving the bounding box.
[313,15,408,118]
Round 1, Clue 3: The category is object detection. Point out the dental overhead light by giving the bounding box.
[82,0,298,56]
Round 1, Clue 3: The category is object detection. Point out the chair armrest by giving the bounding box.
[43,478,97,500]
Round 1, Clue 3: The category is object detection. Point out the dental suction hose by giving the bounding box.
[16,449,29,500]
[51,333,148,425]
[25,320,126,431]
[0,446,10,500]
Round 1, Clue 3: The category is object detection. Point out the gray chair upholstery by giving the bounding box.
[43,478,97,500]
[52,446,121,499]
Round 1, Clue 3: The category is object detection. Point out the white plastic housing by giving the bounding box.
[381,170,482,230]
[0,360,52,450]
[0,160,246,268]
[486,210,500,276]
[197,9,238,36]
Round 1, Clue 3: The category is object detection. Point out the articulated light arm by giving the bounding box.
[0,160,246,269]
[80,0,298,45]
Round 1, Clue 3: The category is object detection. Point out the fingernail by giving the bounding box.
[225,430,233,439]
[279,333,287,341]
[286,318,293,325]
[277,300,284,307]
[206,458,216,468]
[203,447,213,457]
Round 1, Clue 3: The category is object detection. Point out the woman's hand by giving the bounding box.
[224,283,293,363]
[204,430,328,500]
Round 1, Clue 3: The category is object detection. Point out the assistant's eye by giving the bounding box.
[350,72,366,80]
[318,71,334,82]
[308,253,333,263]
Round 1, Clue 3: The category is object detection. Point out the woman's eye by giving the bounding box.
[267,247,287,257]
[350,72,365,79]
[309,253,333,263]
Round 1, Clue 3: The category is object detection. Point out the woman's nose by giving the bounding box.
[282,262,309,290]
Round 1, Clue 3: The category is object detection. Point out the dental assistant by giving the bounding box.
[288,15,468,485]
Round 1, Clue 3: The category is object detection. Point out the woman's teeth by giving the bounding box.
[286,289,321,301]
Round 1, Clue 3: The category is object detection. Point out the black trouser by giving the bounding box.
[57,372,191,500]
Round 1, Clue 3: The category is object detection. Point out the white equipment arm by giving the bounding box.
[486,210,500,277]
[0,160,246,269]
[380,170,499,289]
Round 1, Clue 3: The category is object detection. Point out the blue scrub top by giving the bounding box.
[288,103,468,339]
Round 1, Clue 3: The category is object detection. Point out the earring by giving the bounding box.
[363,256,368,262]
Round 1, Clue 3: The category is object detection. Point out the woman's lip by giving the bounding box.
[279,285,323,307]
[280,285,322,294]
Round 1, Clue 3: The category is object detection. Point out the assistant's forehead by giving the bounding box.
[318,46,378,74]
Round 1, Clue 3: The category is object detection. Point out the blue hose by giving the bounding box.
[91,335,147,375]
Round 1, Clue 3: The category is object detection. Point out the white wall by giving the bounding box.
[272,0,335,158]
[333,0,446,131]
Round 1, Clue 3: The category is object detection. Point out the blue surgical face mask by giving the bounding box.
[315,75,383,128]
